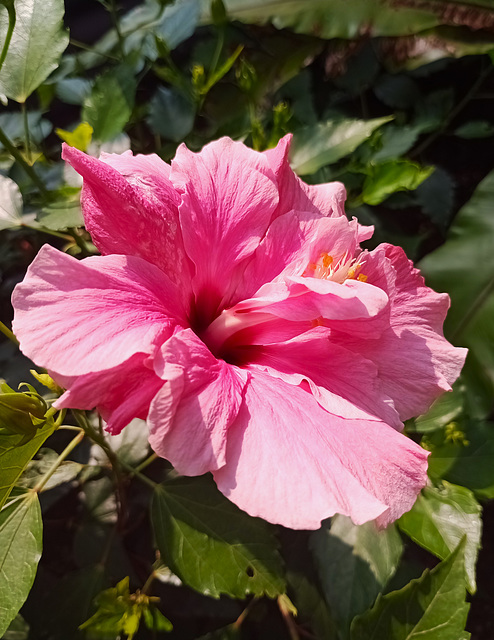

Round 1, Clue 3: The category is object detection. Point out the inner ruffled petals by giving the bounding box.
[200,272,389,364]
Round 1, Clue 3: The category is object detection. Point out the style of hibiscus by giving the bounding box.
[12,135,466,530]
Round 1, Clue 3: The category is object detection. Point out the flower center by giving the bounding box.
[304,251,367,284]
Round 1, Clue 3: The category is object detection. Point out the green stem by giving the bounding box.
[209,26,225,81]
[32,430,84,493]
[0,1,15,73]
[108,0,125,59]
[70,38,119,61]
[21,223,73,241]
[0,125,49,197]
[134,452,158,474]
[21,102,32,164]
[141,571,156,595]
[0,320,18,346]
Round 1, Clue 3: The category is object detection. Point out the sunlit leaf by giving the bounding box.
[0,175,22,230]
[0,0,69,102]
[362,160,433,205]
[0,419,55,510]
[0,493,43,636]
[200,0,441,38]
[350,539,469,640]
[398,482,481,593]
[290,116,392,175]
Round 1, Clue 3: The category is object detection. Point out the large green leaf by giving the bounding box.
[350,539,469,640]
[310,516,403,638]
[0,420,55,510]
[0,0,69,102]
[398,482,481,593]
[151,475,286,599]
[82,66,136,143]
[0,493,43,636]
[290,116,392,175]
[200,0,442,38]
[420,170,494,401]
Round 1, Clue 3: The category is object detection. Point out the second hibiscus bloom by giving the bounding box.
[12,135,466,530]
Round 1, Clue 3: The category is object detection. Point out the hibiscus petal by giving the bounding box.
[170,138,279,317]
[62,145,192,290]
[239,211,360,300]
[12,245,185,376]
[214,372,429,530]
[248,327,402,429]
[239,276,389,322]
[54,353,163,435]
[331,244,468,420]
[263,135,347,220]
[148,329,247,475]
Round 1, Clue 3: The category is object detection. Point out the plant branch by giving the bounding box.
[32,429,84,493]
[0,320,19,346]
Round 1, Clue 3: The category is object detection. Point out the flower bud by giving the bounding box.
[0,382,47,438]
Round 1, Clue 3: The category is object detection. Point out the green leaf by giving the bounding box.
[428,421,494,500]
[372,125,421,162]
[290,116,393,175]
[0,419,55,510]
[350,539,469,640]
[17,448,82,492]
[412,383,464,434]
[419,169,494,400]
[0,493,43,637]
[398,482,481,593]
[454,120,494,139]
[310,516,403,638]
[82,66,136,143]
[36,195,83,230]
[415,168,455,231]
[362,160,434,205]
[200,0,442,39]
[0,111,52,148]
[0,175,22,231]
[147,87,196,142]
[151,475,286,599]
[0,0,69,102]
[2,614,29,640]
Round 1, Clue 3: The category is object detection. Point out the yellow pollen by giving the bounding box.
[321,253,333,268]
[357,273,368,282]
[347,266,357,279]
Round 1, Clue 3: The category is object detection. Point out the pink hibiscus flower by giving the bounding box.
[12,135,466,530]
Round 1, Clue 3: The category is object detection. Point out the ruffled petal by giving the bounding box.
[263,135,347,220]
[331,244,468,420]
[12,245,186,376]
[214,371,429,529]
[54,353,163,435]
[248,327,402,429]
[238,211,360,301]
[170,138,279,318]
[147,329,247,475]
[62,145,192,291]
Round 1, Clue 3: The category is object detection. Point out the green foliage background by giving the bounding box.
[1,0,494,638]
